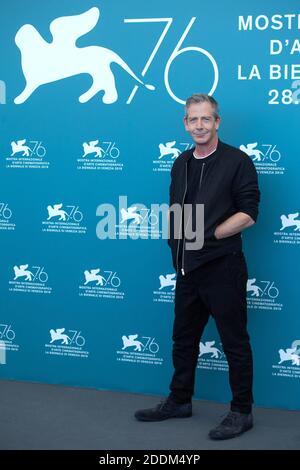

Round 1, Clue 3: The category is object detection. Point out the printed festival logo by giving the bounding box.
[96,197,167,240]
[0,203,15,231]
[272,339,300,379]
[117,333,163,366]
[45,327,89,359]
[79,267,125,300]
[247,277,283,311]
[13,6,218,105]
[5,138,49,169]
[153,141,193,172]
[77,139,123,172]
[274,211,300,246]
[42,203,87,235]
[9,263,52,295]
[0,323,20,359]
[197,339,228,372]
[153,273,176,304]
[240,142,285,175]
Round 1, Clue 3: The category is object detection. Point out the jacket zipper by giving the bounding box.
[176,162,188,275]
[180,162,205,276]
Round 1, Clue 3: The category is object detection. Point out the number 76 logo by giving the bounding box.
[124,17,219,104]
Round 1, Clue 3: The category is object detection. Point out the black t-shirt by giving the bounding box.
[178,152,217,269]
[185,154,207,205]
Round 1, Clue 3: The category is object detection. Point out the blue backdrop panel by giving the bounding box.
[0,0,299,410]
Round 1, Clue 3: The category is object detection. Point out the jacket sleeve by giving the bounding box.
[232,155,260,222]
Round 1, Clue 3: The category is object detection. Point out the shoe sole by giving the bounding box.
[135,412,192,422]
[208,423,253,440]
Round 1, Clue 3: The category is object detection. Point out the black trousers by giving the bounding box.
[169,251,253,414]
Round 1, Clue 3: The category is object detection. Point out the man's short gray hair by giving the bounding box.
[185,93,220,119]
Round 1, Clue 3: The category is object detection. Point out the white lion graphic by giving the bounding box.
[82,140,105,158]
[120,207,142,224]
[14,7,155,104]
[84,269,105,286]
[278,347,300,366]
[280,213,300,232]
[11,139,31,156]
[159,274,176,291]
[240,143,263,162]
[50,328,71,345]
[47,204,68,221]
[122,334,143,352]
[158,141,180,159]
[13,264,33,281]
[247,278,263,297]
[199,341,223,359]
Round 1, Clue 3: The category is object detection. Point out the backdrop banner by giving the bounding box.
[0,0,299,410]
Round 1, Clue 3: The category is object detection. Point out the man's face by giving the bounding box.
[184,101,220,147]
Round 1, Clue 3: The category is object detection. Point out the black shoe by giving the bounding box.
[208,411,253,440]
[134,398,192,422]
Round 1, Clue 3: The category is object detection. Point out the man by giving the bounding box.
[135,94,260,440]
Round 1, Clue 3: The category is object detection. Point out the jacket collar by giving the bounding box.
[185,139,223,162]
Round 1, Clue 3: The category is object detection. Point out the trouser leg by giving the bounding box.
[205,253,253,413]
[169,271,210,403]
